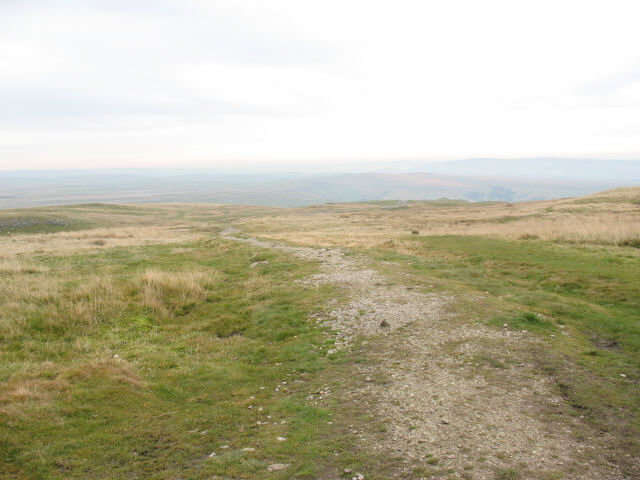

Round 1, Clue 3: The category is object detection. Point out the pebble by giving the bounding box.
[620,374,627,378]
[242,447,255,452]
[220,445,229,449]
[208,452,216,457]
[276,436,287,441]
[344,468,353,474]
[352,473,365,480]
[200,430,208,435]
[268,463,289,471]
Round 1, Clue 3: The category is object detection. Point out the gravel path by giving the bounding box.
[221,228,626,479]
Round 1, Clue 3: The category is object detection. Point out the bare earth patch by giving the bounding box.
[221,229,626,479]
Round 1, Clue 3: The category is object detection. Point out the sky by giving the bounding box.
[1,0,639,170]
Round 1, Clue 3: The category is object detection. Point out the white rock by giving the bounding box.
[276,436,287,441]
[242,447,255,452]
[268,463,289,471]
[208,452,216,457]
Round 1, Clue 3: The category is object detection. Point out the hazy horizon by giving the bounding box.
[2,156,640,175]
[2,157,638,209]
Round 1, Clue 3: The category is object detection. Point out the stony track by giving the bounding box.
[221,228,625,479]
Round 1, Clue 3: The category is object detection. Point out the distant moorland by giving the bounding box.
[2,158,639,208]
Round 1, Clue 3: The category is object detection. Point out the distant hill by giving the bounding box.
[1,165,636,208]
[381,158,640,181]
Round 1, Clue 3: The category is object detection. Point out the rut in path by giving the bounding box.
[221,229,626,479]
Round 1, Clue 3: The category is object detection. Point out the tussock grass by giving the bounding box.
[0,230,348,479]
[136,268,219,318]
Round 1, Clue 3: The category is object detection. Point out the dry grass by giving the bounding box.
[136,269,219,318]
[0,256,49,274]
[237,187,640,249]
[0,226,203,256]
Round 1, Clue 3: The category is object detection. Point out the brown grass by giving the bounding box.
[136,269,219,318]
[236,187,640,249]
[0,226,203,256]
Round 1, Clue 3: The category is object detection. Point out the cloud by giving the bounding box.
[1,0,640,169]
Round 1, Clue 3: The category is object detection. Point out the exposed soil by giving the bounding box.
[221,229,629,479]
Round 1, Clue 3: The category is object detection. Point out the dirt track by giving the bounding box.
[221,228,626,479]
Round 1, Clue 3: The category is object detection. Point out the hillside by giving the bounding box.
[3,162,639,208]
[1,189,639,479]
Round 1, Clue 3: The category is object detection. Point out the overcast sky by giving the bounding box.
[1,0,639,170]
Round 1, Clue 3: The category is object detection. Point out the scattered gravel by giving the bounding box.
[221,228,627,479]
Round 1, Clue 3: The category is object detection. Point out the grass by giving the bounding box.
[370,234,640,462]
[0,237,359,479]
[1,187,639,478]
[495,468,520,480]
[391,235,640,359]
[238,186,640,248]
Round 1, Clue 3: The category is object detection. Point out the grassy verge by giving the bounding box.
[371,235,640,463]
[0,238,351,479]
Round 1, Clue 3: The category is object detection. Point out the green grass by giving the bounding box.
[373,235,640,448]
[0,238,354,479]
[495,467,520,480]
